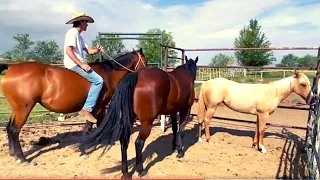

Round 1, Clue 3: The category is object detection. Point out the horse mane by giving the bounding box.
[89,51,135,71]
[269,76,293,98]
[176,61,198,80]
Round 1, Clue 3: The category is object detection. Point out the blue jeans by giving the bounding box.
[70,65,104,112]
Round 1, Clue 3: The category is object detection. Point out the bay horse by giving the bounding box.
[78,55,198,179]
[197,70,313,153]
[0,48,147,164]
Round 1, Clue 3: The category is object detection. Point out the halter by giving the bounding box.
[101,51,146,72]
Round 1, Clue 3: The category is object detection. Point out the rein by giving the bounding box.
[101,51,145,72]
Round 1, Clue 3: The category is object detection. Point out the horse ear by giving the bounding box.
[195,56,198,64]
[132,48,136,53]
[294,69,300,78]
[185,55,188,63]
[139,47,143,54]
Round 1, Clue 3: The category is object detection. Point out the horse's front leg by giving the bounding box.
[255,112,268,153]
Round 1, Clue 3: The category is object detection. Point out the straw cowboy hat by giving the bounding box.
[66,12,94,24]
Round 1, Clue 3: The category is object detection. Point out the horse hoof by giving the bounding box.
[207,140,213,144]
[121,173,131,180]
[176,152,184,159]
[16,159,29,166]
[252,143,257,148]
[260,148,267,153]
[198,137,203,142]
[80,154,89,159]
[138,170,149,178]
[258,144,267,153]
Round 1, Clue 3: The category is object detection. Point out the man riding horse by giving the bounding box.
[63,12,104,123]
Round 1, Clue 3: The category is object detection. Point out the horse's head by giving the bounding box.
[292,70,313,104]
[98,48,147,72]
[184,55,199,81]
[130,48,147,71]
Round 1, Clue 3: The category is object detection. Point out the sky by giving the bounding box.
[1,0,320,66]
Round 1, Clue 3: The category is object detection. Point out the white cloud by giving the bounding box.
[0,0,320,65]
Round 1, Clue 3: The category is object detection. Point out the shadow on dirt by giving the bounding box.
[275,128,308,179]
[206,120,286,140]
[205,121,308,179]
[22,122,144,162]
[20,120,199,178]
[18,117,308,179]
[98,123,199,177]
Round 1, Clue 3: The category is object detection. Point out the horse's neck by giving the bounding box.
[272,76,293,103]
[110,60,134,73]
[170,66,192,78]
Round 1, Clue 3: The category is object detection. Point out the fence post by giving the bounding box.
[306,47,320,179]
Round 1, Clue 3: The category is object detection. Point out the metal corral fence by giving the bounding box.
[161,44,320,179]
[195,65,316,82]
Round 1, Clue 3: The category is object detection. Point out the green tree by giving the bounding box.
[3,33,34,61]
[297,55,317,68]
[277,53,299,67]
[87,34,127,62]
[31,40,62,63]
[136,28,178,67]
[1,51,13,60]
[234,19,275,66]
[209,53,235,66]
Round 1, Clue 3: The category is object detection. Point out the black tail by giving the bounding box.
[79,72,139,151]
[0,64,8,74]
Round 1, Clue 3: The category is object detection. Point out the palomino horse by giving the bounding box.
[197,71,313,153]
[0,48,147,164]
[78,56,198,179]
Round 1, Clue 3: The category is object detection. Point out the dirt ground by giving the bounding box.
[0,94,310,179]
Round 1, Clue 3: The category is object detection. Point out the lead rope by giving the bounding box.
[101,51,135,72]
[101,51,146,72]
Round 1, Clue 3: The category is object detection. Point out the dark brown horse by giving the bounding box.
[0,48,147,164]
[79,55,198,179]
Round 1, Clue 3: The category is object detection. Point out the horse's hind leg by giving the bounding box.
[6,115,14,156]
[82,121,93,134]
[8,103,35,164]
[135,119,153,178]
[170,113,178,151]
[204,106,217,143]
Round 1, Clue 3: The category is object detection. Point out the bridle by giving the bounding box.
[101,51,146,72]
[133,52,146,71]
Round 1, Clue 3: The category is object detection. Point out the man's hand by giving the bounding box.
[80,63,92,72]
[96,44,104,53]
[85,45,104,55]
